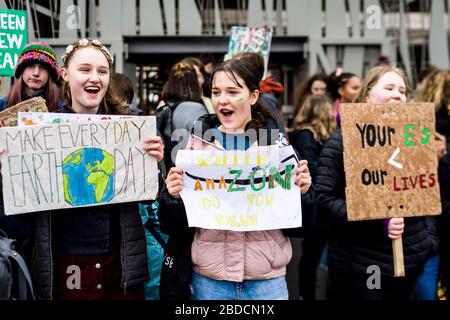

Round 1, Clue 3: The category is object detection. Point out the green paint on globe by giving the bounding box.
[62,148,115,206]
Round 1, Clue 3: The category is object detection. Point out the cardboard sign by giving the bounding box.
[224,26,272,79]
[0,9,27,76]
[176,145,302,231]
[340,103,441,221]
[0,117,158,215]
[0,97,48,126]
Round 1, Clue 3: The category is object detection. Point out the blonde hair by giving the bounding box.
[293,95,336,142]
[416,69,450,113]
[354,66,411,103]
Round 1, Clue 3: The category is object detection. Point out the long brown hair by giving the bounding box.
[6,73,60,112]
[293,95,336,142]
[211,59,276,131]
[293,73,328,119]
[106,73,135,115]
[162,62,202,103]
[354,66,411,103]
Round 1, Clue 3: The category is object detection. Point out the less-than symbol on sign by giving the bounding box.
[388,147,403,169]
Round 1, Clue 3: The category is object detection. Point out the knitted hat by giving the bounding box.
[14,41,59,81]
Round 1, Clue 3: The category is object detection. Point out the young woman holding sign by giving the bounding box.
[159,58,312,300]
[315,65,438,300]
[0,41,61,112]
[0,41,62,300]
[1,39,164,300]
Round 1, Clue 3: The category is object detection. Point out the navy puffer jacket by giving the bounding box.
[315,129,438,277]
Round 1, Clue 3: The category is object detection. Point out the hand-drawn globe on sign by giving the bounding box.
[63,148,115,206]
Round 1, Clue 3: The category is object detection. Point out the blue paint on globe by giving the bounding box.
[62,148,115,206]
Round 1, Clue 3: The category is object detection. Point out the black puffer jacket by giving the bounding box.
[158,184,195,300]
[32,202,149,300]
[289,129,324,236]
[438,148,450,294]
[29,105,150,299]
[315,129,438,277]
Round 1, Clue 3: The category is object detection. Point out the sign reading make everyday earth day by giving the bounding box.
[0,117,158,215]
[0,9,27,76]
[340,102,441,221]
[176,145,302,231]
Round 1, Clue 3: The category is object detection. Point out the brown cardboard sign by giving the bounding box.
[340,103,441,221]
[0,96,48,126]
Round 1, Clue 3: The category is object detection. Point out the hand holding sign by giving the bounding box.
[386,217,406,276]
[144,136,164,162]
[175,146,302,231]
[166,167,184,199]
[387,217,404,239]
[296,159,311,194]
[0,117,159,215]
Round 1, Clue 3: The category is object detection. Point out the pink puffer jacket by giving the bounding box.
[186,134,293,282]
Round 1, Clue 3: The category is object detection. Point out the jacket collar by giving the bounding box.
[22,88,44,101]
[191,114,281,146]
[61,104,106,114]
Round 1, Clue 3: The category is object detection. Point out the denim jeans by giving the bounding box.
[415,254,440,300]
[190,271,289,300]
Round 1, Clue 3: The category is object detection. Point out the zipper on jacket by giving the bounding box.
[49,211,54,299]
[224,231,228,278]
[120,205,128,294]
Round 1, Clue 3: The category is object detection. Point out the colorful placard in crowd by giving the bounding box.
[0,116,158,215]
[340,102,441,221]
[18,111,138,126]
[176,145,301,231]
[0,97,48,126]
[0,9,27,76]
[224,26,272,78]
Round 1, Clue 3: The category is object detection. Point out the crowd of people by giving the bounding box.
[0,39,449,301]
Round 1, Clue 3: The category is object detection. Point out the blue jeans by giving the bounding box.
[190,272,289,300]
[415,254,440,300]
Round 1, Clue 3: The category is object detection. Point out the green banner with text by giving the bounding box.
[0,9,27,76]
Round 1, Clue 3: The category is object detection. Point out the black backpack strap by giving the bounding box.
[9,249,35,300]
[144,220,167,250]
[167,100,183,111]
[1,228,35,300]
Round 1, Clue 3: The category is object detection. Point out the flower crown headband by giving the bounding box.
[62,39,114,65]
